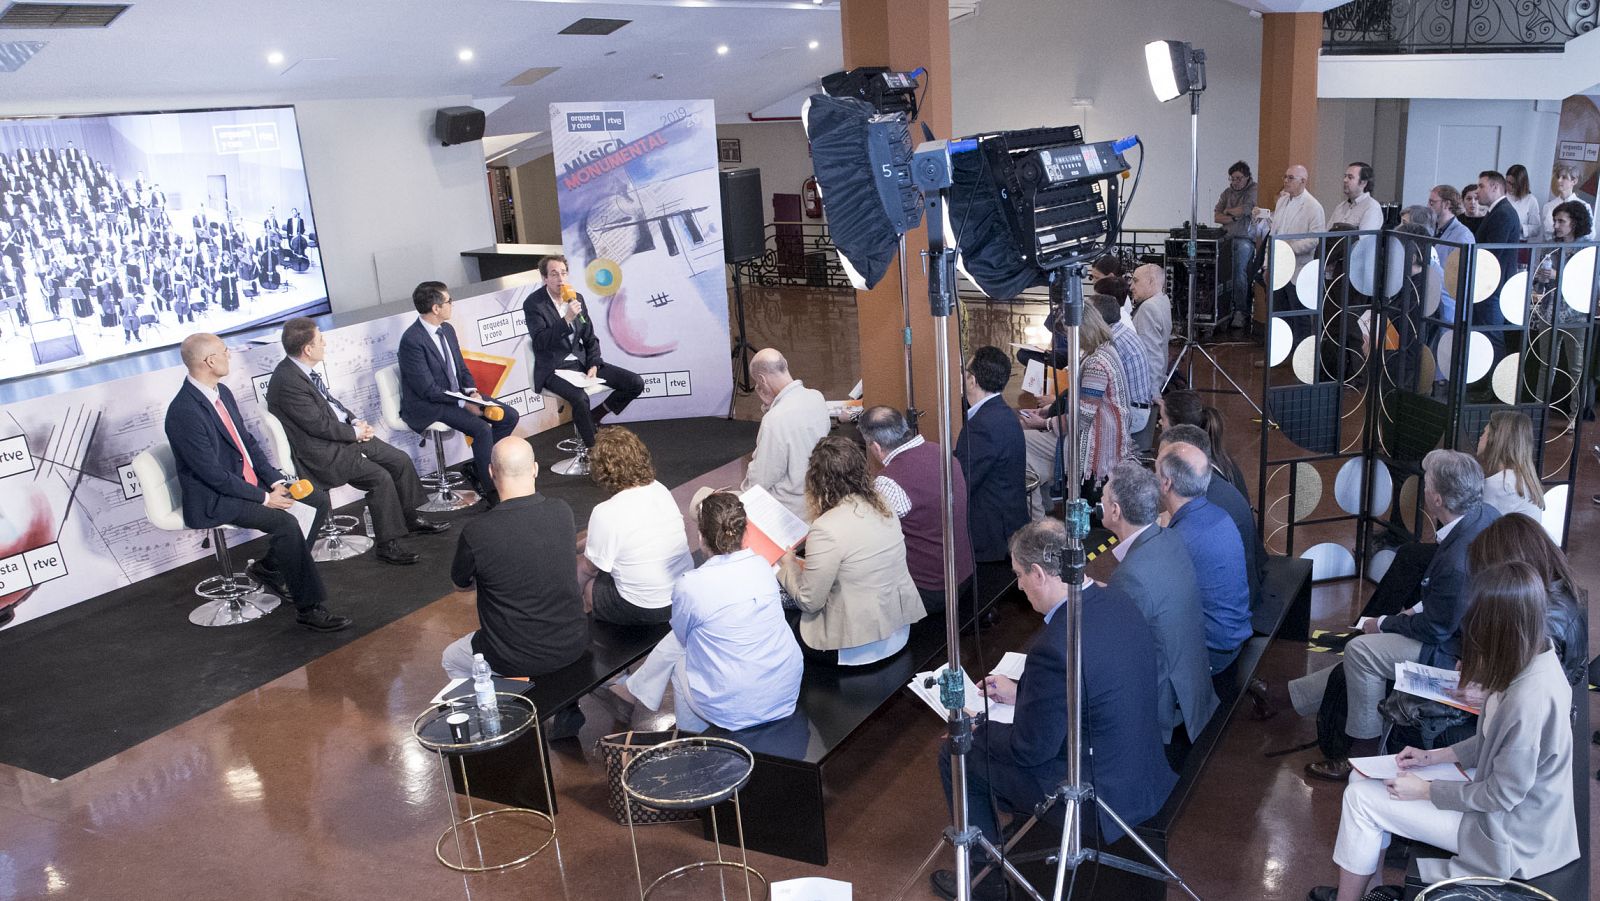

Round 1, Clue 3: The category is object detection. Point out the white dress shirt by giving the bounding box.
[1270,190,1328,271]
[1329,193,1383,231]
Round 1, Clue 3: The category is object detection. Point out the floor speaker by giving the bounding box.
[720,168,765,264]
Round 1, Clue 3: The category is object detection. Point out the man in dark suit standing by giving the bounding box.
[1101,461,1219,768]
[267,318,450,566]
[165,333,350,632]
[522,255,643,449]
[955,346,1028,563]
[398,281,520,506]
[1472,170,1522,351]
[930,519,1176,901]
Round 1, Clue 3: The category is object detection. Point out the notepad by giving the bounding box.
[443,390,503,407]
[739,484,809,565]
[1349,753,1469,782]
[907,664,1018,724]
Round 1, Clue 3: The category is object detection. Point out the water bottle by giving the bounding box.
[362,506,375,539]
[471,653,500,735]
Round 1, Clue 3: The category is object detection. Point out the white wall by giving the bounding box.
[715,121,817,217]
[1312,99,1407,207]
[949,0,1262,229]
[1,93,493,313]
[1400,99,1562,207]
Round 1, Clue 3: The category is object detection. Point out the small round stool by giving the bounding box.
[412,693,556,872]
[310,514,373,562]
[550,425,590,476]
[621,736,765,900]
[190,527,278,627]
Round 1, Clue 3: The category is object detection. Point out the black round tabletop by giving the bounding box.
[622,738,754,811]
[413,693,536,754]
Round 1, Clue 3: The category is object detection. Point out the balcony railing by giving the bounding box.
[1323,0,1598,55]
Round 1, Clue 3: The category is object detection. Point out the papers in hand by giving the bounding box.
[1021,359,1047,396]
[739,484,809,565]
[1349,753,1469,783]
[1395,661,1482,715]
[990,652,1028,681]
[444,390,502,407]
[772,877,852,901]
[907,664,1016,724]
[288,500,318,540]
[552,369,606,390]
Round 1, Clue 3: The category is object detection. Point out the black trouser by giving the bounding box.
[543,362,645,447]
[1360,542,1436,618]
[430,399,520,487]
[916,575,974,619]
[323,437,427,544]
[226,494,328,612]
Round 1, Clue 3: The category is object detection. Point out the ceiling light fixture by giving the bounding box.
[458,48,474,62]
[808,40,819,50]
[716,44,729,55]
[266,50,284,65]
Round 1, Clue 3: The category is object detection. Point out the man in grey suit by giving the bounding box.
[1101,461,1219,769]
[266,318,450,566]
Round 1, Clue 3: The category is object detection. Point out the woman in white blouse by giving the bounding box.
[1477,411,1544,521]
[1503,164,1542,240]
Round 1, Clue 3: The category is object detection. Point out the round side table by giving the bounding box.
[621,736,766,900]
[412,692,556,872]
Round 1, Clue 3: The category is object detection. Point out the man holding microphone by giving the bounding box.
[522,254,644,449]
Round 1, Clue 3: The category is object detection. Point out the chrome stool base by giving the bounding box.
[435,807,557,873]
[189,574,278,627]
[642,861,768,900]
[312,514,373,562]
[550,433,590,476]
[419,487,478,512]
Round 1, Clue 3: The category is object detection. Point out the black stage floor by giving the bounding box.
[0,416,756,779]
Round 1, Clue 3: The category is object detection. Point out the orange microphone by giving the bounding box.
[561,284,588,325]
[483,404,505,422]
[288,479,314,499]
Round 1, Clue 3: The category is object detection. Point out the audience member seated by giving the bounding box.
[1155,442,1252,694]
[1307,563,1578,901]
[1160,389,1249,497]
[1158,422,1264,613]
[956,346,1028,563]
[1476,411,1545,520]
[443,439,588,683]
[1291,450,1497,781]
[165,333,349,632]
[1014,254,1124,372]
[929,519,1175,901]
[577,427,694,626]
[1328,162,1384,231]
[266,318,448,567]
[1100,461,1219,768]
[521,254,644,450]
[742,348,830,522]
[1093,293,1156,445]
[1467,514,1590,688]
[860,405,974,616]
[1020,303,1132,514]
[1129,263,1173,393]
[618,491,804,731]
[397,280,520,506]
[778,437,924,666]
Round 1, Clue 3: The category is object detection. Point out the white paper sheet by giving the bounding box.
[443,390,502,407]
[771,877,852,901]
[552,370,607,391]
[908,666,1015,724]
[1349,753,1469,782]
[990,652,1028,681]
[1395,660,1480,714]
[739,484,809,563]
[289,500,318,540]
[1021,359,1047,396]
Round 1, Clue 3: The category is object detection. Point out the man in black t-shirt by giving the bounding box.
[442,438,589,680]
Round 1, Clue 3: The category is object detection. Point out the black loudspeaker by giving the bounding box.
[719,168,765,264]
[435,106,486,146]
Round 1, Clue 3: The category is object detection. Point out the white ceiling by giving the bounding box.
[0,0,846,162]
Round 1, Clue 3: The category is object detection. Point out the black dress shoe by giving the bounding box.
[1305,758,1354,782]
[296,606,352,632]
[931,868,1008,901]
[407,518,451,535]
[544,705,586,741]
[1307,888,1337,901]
[247,560,292,601]
[374,540,419,565]
[1247,677,1277,720]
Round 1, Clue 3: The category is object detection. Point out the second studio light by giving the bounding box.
[1145,39,1203,102]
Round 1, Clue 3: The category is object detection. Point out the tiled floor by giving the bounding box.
[0,285,1592,900]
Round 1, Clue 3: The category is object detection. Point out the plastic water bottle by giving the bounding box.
[472,653,500,735]
[362,506,375,539]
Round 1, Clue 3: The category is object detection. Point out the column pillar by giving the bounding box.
[840,0,955,436]
[1258,12,1322,202]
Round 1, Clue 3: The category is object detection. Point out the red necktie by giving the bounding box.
[213,397,258,486]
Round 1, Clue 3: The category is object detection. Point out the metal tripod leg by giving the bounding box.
[1167,335,1265,417]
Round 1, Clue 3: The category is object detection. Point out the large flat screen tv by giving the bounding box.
[0,105,329,383]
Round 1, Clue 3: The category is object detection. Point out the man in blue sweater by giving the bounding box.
[1156,441,1253,700]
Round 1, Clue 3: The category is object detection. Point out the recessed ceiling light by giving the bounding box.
[716,44,729,55]
[812,0,824,5]
[266,51,284,65]
[808,40,819,50]
[458,48,474,62]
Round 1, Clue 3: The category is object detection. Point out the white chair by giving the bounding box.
[258,409,373,562]
[375,364,477,511]
[132,444,280,627]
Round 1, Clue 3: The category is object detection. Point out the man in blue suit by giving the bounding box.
[1471,170,1522,352]
[164,333,350,632]
[956,346,1028,563]
[931,519,1176,901]
[398,281,520,506]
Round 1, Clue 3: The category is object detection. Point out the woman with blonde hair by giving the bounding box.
[1476,411,1544,520]
[779,437,924,666]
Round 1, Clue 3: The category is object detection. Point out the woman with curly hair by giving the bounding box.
[779,436,924,666]
[577,426,693,625]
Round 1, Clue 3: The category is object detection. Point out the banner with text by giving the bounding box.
[548,100,733,418]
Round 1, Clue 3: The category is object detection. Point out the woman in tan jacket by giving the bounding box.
[779,437,924,666]
[1309,562,1578,901]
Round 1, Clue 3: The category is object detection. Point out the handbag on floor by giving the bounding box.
[596,729,698,826]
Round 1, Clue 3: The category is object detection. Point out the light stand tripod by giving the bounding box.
[1159,52,1262,417]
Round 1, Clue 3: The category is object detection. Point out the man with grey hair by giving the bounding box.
[1129,263,1172,391]
[1156,441,1252,692]
[1102,461,1217,766]
[929,518,1174,900]
[742,348,829,521]
[1158,424,1263,611]
[1399,204,1433,231]
[1291,448,1498,781]
[861,405,973,615]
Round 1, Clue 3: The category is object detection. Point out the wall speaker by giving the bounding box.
[435,107,486,146]
[720,168,765,264]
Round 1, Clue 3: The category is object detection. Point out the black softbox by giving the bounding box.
[948,146,1048,299]
[803,94,907,290]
